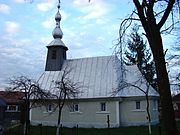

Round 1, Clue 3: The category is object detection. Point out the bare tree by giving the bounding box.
[167,53,180,94]
[114,66,157,135]
[115,1,180,135]
[7,76,50,135]
[167,29,180,93]
[46,65,81,135]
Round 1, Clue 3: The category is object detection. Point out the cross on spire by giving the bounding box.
[58,0,60,10]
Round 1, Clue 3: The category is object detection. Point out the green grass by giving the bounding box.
[5,122,180,135]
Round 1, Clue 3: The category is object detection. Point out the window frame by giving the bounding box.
[6,105,20,112]
[51,50,57,59]
[46,104,53,112]
[74,104,79,112]
[100,102,106,112]
[136,101,141,110]
[70,103,80,112]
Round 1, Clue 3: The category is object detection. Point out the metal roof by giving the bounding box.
[38,56,159,99]
[47,38,67,49]
[117,65,159,97]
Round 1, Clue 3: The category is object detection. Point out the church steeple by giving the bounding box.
[45,1,68,71]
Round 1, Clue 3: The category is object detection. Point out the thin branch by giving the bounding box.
[157,0,175,29]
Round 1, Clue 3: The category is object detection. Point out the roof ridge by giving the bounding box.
[67,55,116,61]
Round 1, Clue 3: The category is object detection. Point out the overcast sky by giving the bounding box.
[0,0,178,89]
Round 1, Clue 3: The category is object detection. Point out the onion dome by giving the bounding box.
[52,10,63,39]
[47,2,68,50]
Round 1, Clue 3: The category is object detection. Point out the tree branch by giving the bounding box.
[157,0,175,29]
[133,0,149,33]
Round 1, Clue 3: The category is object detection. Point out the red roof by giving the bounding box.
[0,91,24,103]
[173,93,180,101]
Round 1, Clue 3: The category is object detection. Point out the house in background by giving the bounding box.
[0,91,24,123]
[173,93,180,120]
[0,97,6,121]
[30,4,159,128]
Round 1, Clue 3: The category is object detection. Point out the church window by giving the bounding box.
[136,101,141,109]
[74,104,79,112]
[46,104,53,112]
[100,102,106,111]
[70,104,79,112]
[51,50,57,59]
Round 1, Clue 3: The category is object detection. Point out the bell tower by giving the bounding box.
[45,1,68,71]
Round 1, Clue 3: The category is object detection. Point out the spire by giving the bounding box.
[47,0,68,49]
[45,0,68,71]
[52,1,63,39]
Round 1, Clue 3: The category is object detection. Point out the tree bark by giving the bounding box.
[146,93,152,134]
[24,101,30,135]
[145,22,178,135]
[149,31,178,135]
[132,0,178,134]
[56,105,63,135]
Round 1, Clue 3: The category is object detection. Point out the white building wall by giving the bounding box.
[30,99,120,128]
[31,98,159,128]
[149,99,159,124]
[119,98,159,126]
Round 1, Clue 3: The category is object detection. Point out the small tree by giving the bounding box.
[7,76,50,135]
[124,25,157,89]
[47,65,81,135]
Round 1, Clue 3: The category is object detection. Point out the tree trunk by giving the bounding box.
[24,101,30,135]
[154,45,178,135]
[132,1,178,134]
[23,122,27,135]
[56,106,62,135]
[146,93,152,134]
[148,122,152,135]
[147,29,178,135]
[56,124,61,135]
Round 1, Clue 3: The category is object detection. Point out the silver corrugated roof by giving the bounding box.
[38,56,159,99]
[118,65,159,97]
[47,38,66,47]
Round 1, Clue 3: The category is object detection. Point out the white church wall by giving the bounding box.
[30,99,120,128]
[119,98,159,126]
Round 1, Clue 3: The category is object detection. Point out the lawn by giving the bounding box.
[4,122,180,135]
